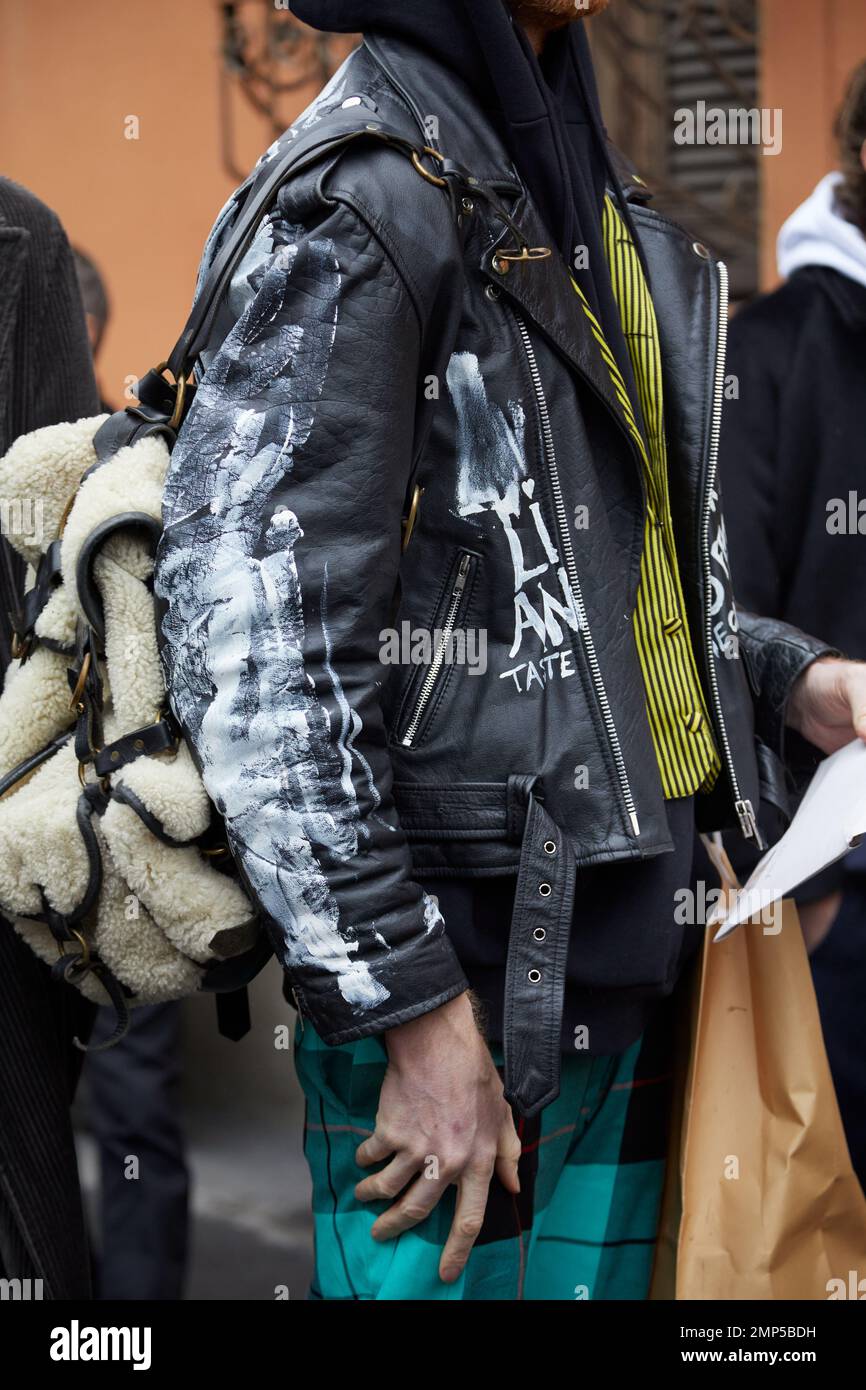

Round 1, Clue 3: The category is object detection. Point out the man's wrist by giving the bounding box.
[385,989,481,1057]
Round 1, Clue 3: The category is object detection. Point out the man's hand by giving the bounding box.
[786,657,866,755]
[354,992,522,1284]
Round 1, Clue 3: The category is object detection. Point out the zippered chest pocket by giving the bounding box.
[394,549,477,749]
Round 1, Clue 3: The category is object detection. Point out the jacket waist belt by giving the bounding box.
[502,776,576,1118]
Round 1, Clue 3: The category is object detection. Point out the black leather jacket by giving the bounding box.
[155,35,834,1110]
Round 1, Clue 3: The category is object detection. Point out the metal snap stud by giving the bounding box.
[485,283,501,301]
[533,927,546,942]
[528,968,542,983]
[543,840,556,855]
[492,255,510,275]
[693,241,710,259]
[539,882,552,898]
[461,198,475,215]
[341,96,363,108]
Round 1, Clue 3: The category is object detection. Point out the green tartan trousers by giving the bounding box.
[295,999,674,1301]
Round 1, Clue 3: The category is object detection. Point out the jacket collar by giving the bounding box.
[364,33,522,186]
[365,32,651,205]
[364,33,647,450]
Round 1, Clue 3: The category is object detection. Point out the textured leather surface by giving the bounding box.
[738,609,839,761]
[502,783,576,1115]
[154,34,835,1067]
[93,717,177,779]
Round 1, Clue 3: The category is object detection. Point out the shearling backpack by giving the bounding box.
[0,118,483,1047]
[0,416,268,1046]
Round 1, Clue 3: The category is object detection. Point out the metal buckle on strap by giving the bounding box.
[57,927,91,969]
[69,650,92,715]
[154,360,190,431]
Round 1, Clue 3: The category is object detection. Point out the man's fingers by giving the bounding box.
[355,1130,396,1168]
[845,668,866,740]
[439,1166,494,1283]
[826,660,866,739]
[495,1118,522,1195]
[370,1172,448,1241]
[355,1151,422,1203]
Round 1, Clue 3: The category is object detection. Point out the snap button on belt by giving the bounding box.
[502,776,576,1118]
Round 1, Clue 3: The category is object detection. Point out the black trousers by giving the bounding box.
[85,1001,190,1300]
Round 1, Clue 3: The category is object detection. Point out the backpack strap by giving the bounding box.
[8,539,64,661]
[90,118,465,469]
[94,113,530,467]
[166,116,455,382]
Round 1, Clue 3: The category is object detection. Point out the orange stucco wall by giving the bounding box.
[759,0,866,288]
[0,0,327,407]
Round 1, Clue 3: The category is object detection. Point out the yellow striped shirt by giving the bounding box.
[571,197,720,799]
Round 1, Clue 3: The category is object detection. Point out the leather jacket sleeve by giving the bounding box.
[737,608,841,768]
[156,188,468,1044]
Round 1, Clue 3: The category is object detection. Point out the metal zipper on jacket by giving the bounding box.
[513,311,640,837]
[401,553,472,748]
[701,260,761,845]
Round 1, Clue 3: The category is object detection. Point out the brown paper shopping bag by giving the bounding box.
[652,836,866,1300]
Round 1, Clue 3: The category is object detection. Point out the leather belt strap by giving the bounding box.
[70,628,104,767]
[216,987,252,1042]
[502,778,576,1118]
[76,512,163,640]
[94,717,177,778]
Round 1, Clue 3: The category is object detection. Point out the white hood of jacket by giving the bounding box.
[777,171,866,290]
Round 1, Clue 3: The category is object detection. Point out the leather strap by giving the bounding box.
[216,987,251,1042]
[72,963,131,1053]
[91,389,181,466]
[51,950,131,1052]
[502,779,576,1118]
[167,117,437,381]
[90,120,466,474]
[110,779,190,847]
[94,717,177,779]
[11,539,63,657]
[0,731,71,799]
[27,782,107,937]
[70,627,104,768]
[75,512,163,641]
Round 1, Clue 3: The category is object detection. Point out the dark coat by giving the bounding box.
[721,265,865,862]
[722,265,866,665]
[0,178,99,1298]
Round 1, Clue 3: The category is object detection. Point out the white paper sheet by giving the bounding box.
[709,738,866,940]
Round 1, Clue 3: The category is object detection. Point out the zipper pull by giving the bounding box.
[735,798,766,850]
[453,552,471,595]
